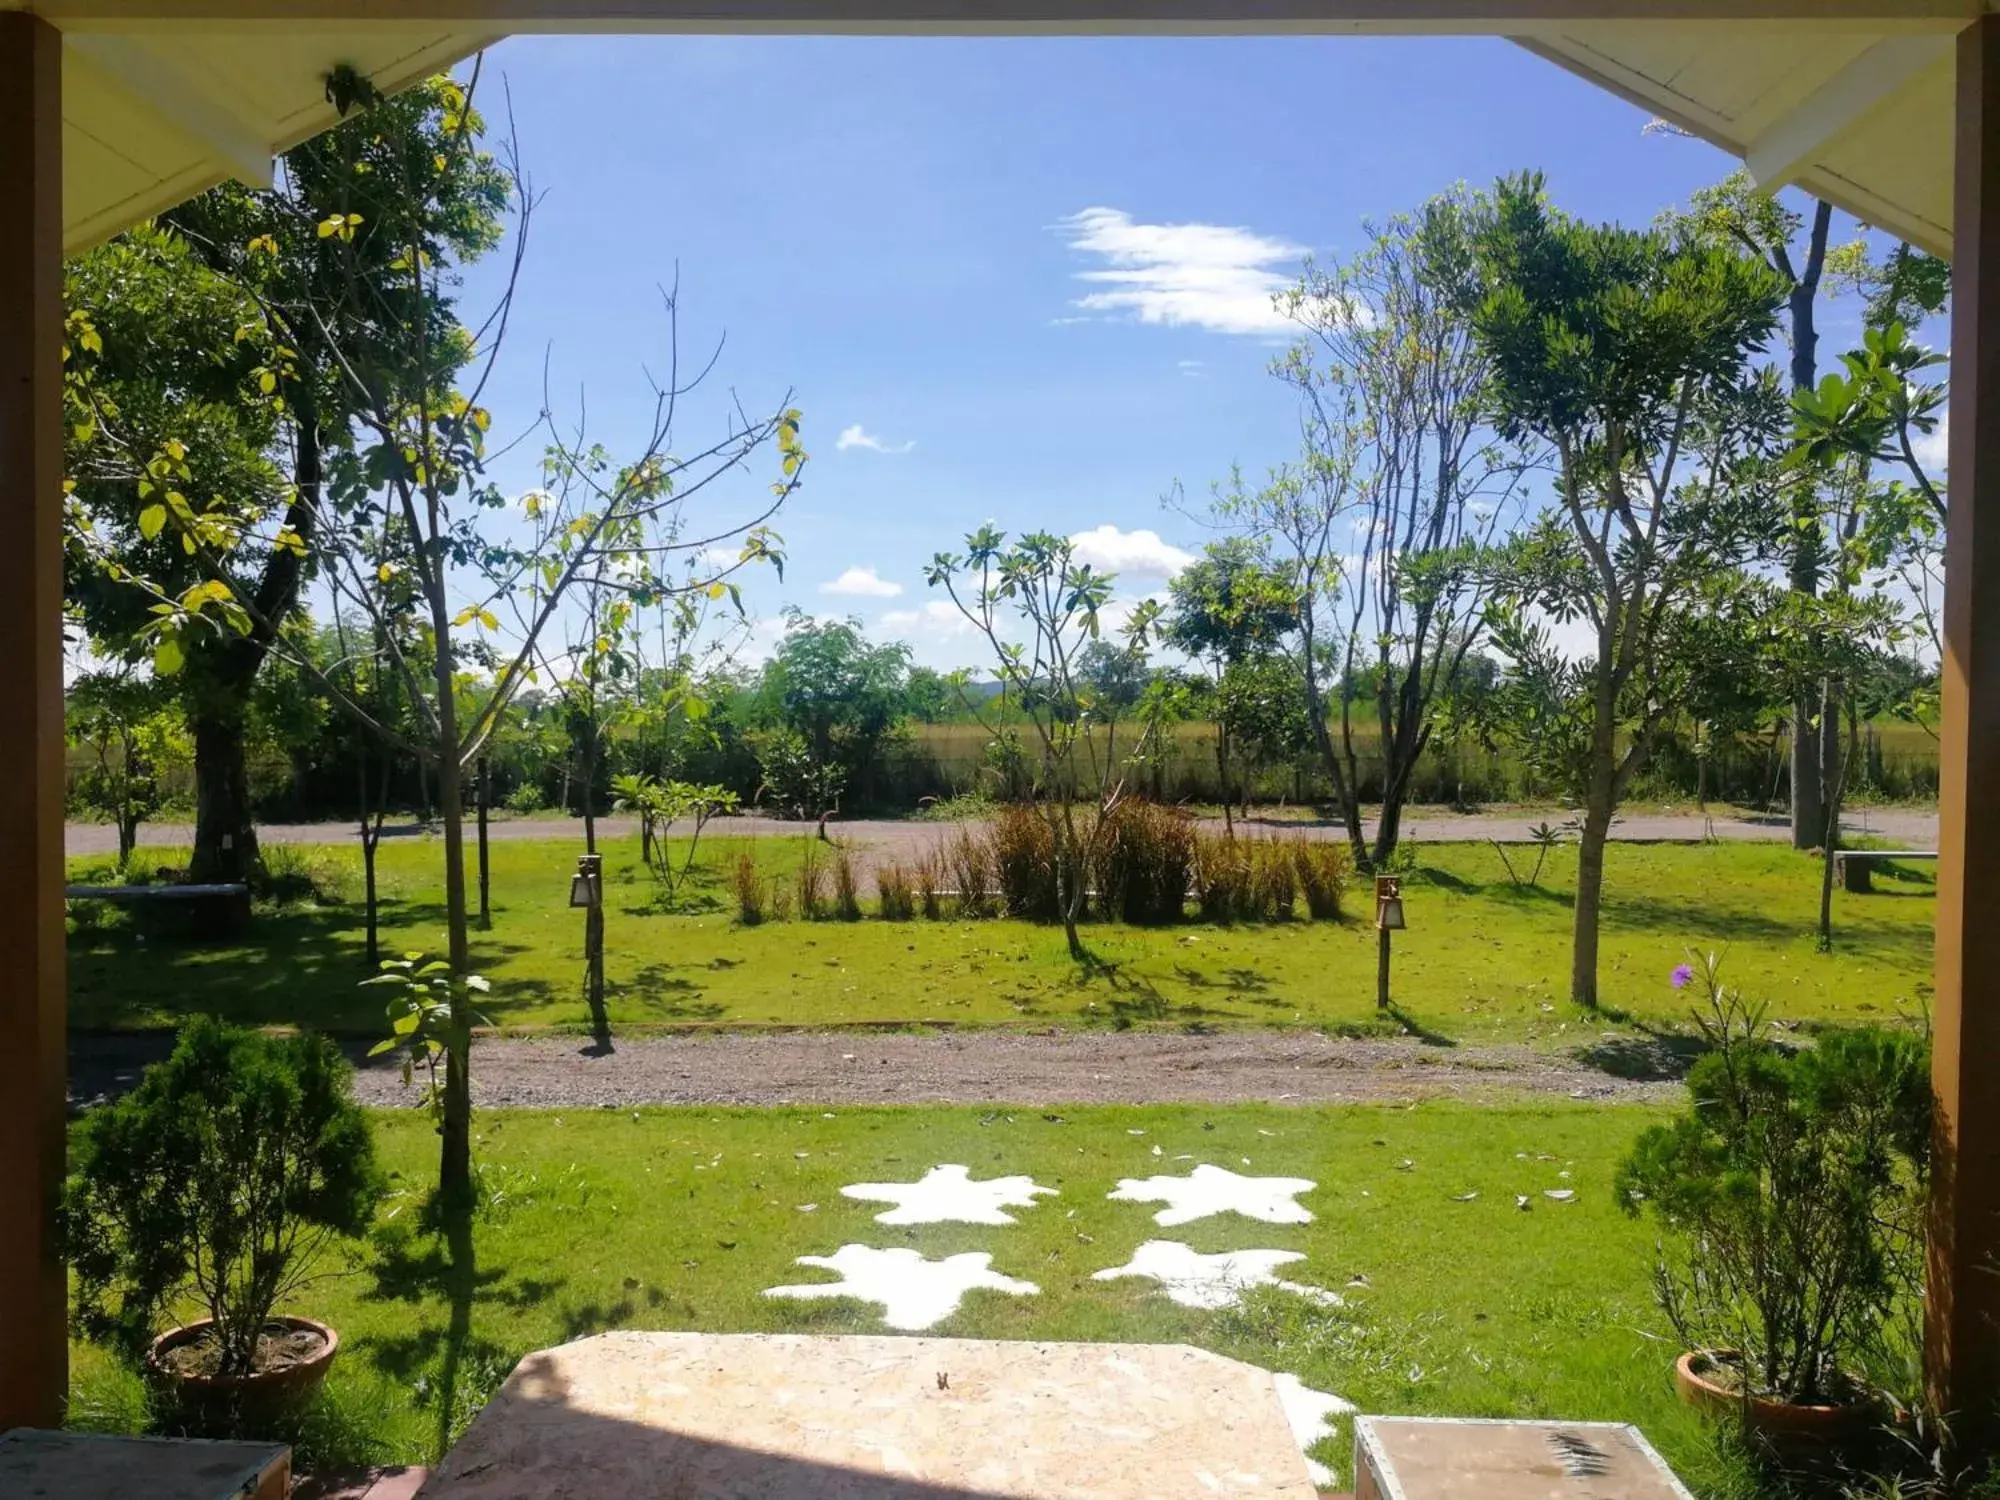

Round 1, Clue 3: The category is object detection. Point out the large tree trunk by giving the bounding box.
[184,406,323,885]
[188,700,260,883]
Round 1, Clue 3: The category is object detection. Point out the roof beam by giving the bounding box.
[9,1,1984,36]
[64,32,273,187]
[1747,33,1954,190]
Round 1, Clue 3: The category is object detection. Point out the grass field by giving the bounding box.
[69,1100,1785,1495]
[67,834,1935,1045]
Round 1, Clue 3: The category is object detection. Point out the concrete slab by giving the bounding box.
[0,1428,288,1500]
[1353,1417,1693,1500]
[420,1332,1318,1499]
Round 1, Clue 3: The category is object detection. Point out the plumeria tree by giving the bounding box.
[927,528,1159,963]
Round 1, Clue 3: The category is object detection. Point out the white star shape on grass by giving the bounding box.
[839,1164,1058,1225]
[1107,1164,1317,1226]
[1272,1373,1357,1488]
[763,1245,1039,1331]
[1091,1241,1342,1311]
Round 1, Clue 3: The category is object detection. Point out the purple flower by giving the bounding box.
[1671,963,1695,990]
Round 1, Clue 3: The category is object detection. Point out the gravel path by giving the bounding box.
[70,1030,1677,1113]
[65,805,1939,863]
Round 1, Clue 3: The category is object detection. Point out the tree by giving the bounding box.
[1665,175,1842,851]
[148,66,805,1202]
[752,612,909,826]
[66,76,512,886]
[1471,171,1786,1008]
[927,529,1160,962]
[1667,175,1947,850]
[1164,538,1296,833]
[66,671,186,870]
[1206,186,1516,869]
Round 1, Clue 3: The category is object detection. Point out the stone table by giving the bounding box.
[419,1332,1320,1499]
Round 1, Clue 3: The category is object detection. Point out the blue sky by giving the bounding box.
[454,34,1895,671]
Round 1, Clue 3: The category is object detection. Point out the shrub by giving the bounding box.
[876,863,916,921]
[1194,834,1257,923]
[1292,838,1348,920]
[733,851,765,925]
[915,849,945,920]
[256,843,356,907]
[502,783,546,814]
[795,842,828,920]
[65,1017,383,1379]
[1616,955,1930,1407]
[990,803,1059,920]
[1095,800,1194,924]
[947,825,993,918]
[832,847,863,921]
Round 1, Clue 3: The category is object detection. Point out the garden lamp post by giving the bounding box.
[570,853,606,1037]
[1375,875,1405,1011]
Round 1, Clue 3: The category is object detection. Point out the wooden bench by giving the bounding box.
[65,881,251,938]
[1834,849,1938,894]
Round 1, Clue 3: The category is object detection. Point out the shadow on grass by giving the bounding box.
[68,894,545,1034]
[625,964,727,1021]
[1382,1002,1457,1049]
[363,1192,535,1461]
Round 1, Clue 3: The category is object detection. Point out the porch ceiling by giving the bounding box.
[0,3,1983,258]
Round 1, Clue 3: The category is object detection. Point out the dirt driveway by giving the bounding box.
[70,1029,1678,1113]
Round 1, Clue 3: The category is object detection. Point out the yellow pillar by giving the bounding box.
[1931,11,2000,1442]
[0,9,68,1433]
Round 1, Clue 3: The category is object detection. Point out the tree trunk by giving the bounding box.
[1572,789,1614,1010]
[1217,725,1233,837]
[476,758,491,929]
[1786,203,1834,852]
[189,705,260,884]
[427,595,474,1202]
[116,812,137,870]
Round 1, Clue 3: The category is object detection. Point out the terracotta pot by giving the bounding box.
[145,1316,339,1431]
[1674,1350,1875,1447]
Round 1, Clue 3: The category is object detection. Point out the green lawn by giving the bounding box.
[66,834,1934,1045]
[69,1100,1773,1496]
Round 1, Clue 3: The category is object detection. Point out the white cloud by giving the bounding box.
[1057,206,1304,336]
[880,599,975,640]
[820,565,903,599]
[1177,358,1206,377]
[1067,524,1195,582]
[836,423,916,455]
[1911,409,1949,475]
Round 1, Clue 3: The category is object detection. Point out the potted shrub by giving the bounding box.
[1617,954,1929,1449]
[66,1016,383,1431]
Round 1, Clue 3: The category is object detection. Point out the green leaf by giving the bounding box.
[153,637,184,677]
[367,1038,399,1057]
[137,505,167,540]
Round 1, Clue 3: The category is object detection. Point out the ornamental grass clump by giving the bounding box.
[65,1017,383,1379]
[990,802,1060,920]
[1094,799,1195,925]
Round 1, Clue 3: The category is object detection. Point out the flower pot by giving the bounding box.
[1674,1350,1875,1449]
[145,1316,339,1432]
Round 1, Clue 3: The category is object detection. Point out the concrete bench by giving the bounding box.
[1834,849,1938,894]
[65,881,251,938]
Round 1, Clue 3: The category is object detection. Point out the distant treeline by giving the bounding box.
[70,714,1940,825]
